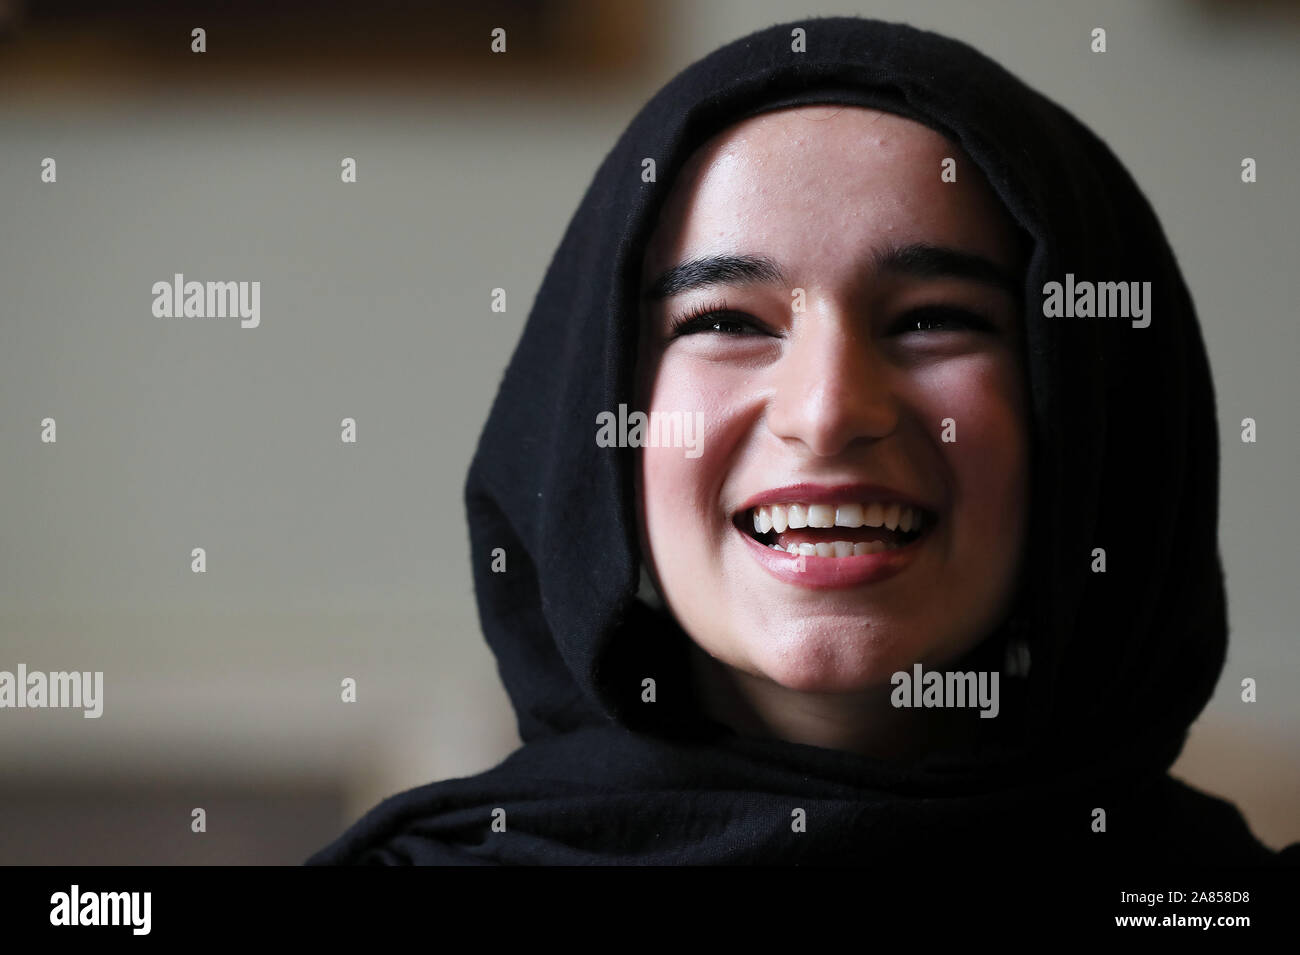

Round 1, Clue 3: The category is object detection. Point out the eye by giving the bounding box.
[666,299,767,339]
[891,305,997,335]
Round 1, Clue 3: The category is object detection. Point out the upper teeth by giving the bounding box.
[751,501,921,534]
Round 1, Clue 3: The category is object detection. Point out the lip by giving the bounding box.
[737,524,921,589]
[734,481,938,515]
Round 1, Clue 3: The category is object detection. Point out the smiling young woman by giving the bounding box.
[308,16,1296,868]
[634,105,1031,759]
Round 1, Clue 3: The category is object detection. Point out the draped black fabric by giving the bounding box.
[307,15,1293,865]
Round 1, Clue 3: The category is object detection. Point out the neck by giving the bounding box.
[686,641,985,760]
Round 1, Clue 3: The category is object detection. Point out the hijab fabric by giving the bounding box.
[307,15,1290,865]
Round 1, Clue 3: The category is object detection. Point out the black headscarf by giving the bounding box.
[307,15,1290,865]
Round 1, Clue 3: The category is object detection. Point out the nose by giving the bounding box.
[765,305,899,457]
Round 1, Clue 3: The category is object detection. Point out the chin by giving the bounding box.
[730,615,916,693]
[733,605,997,693]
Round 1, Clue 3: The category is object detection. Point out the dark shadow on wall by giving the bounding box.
[0,779,347,864]
[0,0,664,97]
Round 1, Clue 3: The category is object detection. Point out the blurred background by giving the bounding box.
[1,0,1297,863]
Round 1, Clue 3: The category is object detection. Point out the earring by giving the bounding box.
[1003,633,1032,677]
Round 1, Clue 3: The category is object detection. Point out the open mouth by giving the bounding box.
[734,499,935,557]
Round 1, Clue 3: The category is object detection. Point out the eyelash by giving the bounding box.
[665,299,997,338]
[893,306,998,334]
[666,298,752,338]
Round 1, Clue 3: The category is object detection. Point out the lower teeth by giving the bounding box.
[770,539,904,557]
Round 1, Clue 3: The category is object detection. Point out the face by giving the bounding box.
[635,105,1030,694]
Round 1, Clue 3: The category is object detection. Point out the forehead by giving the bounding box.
[641,105,1017,283]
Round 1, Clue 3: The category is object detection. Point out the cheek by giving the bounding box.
[910,353,1028,540]
[639,354,752,552]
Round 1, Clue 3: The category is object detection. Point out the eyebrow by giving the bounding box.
[876,243,1021,296]
[641,243,1021,301]
[641,253,789,300]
